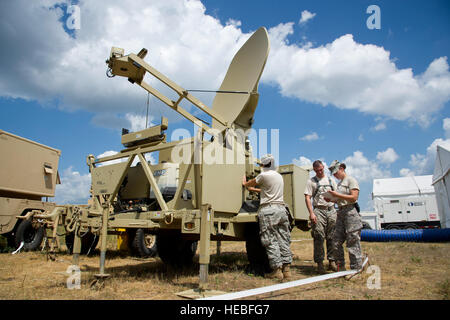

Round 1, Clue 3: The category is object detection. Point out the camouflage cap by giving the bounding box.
[328,160,340,175]
[259,154,275,166]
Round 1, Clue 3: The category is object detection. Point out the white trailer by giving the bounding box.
[372,175,440,229]
[360,211,380,230]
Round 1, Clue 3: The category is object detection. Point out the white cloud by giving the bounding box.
[0,0,249,127]
[358,134,364,141]
[293,151,397,185]
[372,122,387,131]
[54,167,91,204]
[97,149,157,167]
[299,10,316,25]
[96,150,124,166]
[376,147,399,164]
[292,156,317,177]
[399,168,413,177]
[226,19,242,28]
[399,118,450,176]
[54,149,158,204]
[125,113,155,132]
[292,156,312,168]
[400,138,450,176]
[444,118,450,138]
[300,132,319,141]
[0,0,448,131]
[263,25,450,127]
[343,151,391,182]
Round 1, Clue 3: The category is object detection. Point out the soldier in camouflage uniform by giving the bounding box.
[304,160,338,274]
[326,161,363,271]
[242,154,292,280]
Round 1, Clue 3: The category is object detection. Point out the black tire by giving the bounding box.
[362,221,372,230]
[156,232,197,268]
[65,232,99,255]
[15,219,45,251]
[131,229,157,258]
[5,233,16,248]
[386,224,401,230]
[244,223,271,276]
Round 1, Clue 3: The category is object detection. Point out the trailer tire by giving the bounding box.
[156,232,197,268]
[245,223,271,276]
[65,232,99,255]
[14,219,45,251]
[131,229,157,258]
[362,221,372,230]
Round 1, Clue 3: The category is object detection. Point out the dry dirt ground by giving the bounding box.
[0,229,449,300]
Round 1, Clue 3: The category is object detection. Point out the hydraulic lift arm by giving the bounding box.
[106,47,229,135]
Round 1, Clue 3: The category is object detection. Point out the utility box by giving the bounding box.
[0,130,61,198]
[279,164,310,230]
[360,211,379,230]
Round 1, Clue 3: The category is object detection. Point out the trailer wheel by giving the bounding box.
[131,229,157,258]
[362,221,372,230]
[156,232,197,268]
[65,232,99,255]
[14,219,45,251]
[244,223,271,276]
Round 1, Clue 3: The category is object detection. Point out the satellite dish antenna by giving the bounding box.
[211,27,270,132]
[106,27,270,135]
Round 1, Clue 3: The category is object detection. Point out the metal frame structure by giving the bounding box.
[31,27,311,295]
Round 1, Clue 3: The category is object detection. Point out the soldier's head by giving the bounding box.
[329,160,346,180]
[259,154,275,171]
[312,160,325,178]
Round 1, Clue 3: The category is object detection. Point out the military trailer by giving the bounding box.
[32,27,311,291]
[0,130,61,250]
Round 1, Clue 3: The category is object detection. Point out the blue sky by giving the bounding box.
[0,0,449,209]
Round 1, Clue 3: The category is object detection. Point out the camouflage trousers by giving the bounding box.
[258,203,292,270]
[332,205,363,270]
[311,207,337,263]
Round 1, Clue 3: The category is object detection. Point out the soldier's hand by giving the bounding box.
[309,213,317,224]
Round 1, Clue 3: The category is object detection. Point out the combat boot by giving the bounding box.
[328,260,337,271]
[317,262,326,274]
[282,264,291,280]
[337,262,346,271]
[266,267,283,280]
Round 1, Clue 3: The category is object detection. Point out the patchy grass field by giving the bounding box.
[0,229,449,300]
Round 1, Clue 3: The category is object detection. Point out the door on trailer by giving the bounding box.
[404,198,427,223]
[424,196,440,222]
[382,199,405,223]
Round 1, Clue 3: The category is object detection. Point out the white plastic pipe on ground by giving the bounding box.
[198,257,369,300]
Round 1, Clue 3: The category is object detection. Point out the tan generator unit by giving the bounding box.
[0,130,60,198]
[279,164,311,231]
[0,130,60,250]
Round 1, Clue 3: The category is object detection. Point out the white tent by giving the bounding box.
[432,144,450,228]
